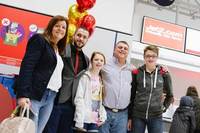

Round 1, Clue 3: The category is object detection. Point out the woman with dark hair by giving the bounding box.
[186,86,200,133]
[14,15,68,133]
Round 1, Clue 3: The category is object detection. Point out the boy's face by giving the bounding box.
[144,50,158,67]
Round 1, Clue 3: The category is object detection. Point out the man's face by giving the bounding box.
[73,28,89,50]
[144,50,158,67]
[114,42,129,60]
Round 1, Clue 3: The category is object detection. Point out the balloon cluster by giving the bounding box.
[67,0,96,43]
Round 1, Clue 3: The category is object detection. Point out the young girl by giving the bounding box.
[74,52,107,133]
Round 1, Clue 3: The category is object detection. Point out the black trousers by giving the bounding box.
[43,101,75,133]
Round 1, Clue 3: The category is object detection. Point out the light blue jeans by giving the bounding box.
[132,116,163,133]
[30,89,56,133]
[99,109,128,133]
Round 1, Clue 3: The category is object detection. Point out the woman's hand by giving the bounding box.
[18,97,31,107]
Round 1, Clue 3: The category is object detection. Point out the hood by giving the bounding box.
[180,96,194,107]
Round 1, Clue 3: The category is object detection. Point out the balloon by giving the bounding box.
[88,27,94,36]
[79,14,96,29]
[79,15,96,36]
[154,0,175,6]
[76,0,96,12]
[68,4,87,25]
[67,23,77,44]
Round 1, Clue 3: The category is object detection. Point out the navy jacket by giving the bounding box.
[170,96,196,133]
[15,34,57,101]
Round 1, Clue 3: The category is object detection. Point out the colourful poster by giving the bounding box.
[0,4,52,67]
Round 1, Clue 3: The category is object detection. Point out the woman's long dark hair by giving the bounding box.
[43,15,68,55]
[186,86,199,97]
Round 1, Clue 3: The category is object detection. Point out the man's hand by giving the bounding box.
[127,119,132,131]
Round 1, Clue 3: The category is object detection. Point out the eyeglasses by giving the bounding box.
[144,55,158,59]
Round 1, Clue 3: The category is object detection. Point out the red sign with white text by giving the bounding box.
[0,5,52,67]
[141,17,186,52]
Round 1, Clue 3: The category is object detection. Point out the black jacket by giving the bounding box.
[15,34,57,101]
[57,44,89,104]
[191,96,200,131]
[129,65,173,119]
[169,106,196,133]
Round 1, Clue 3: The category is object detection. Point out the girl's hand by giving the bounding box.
[97,121,104,127]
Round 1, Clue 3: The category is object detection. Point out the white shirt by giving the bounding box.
[47,51,64,92]
[102,57,134,109]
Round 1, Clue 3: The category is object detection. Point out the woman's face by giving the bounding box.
[51,20,67,43]
[91,54,105,71]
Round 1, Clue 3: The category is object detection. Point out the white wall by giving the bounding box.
[90,0,134,34]
[83,28,116,59]
[1,0,134,34]
[1,0,70,16]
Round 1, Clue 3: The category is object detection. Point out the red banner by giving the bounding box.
[0,5,52,67]
[141,17,186,52]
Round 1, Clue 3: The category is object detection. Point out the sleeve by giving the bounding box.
[128,72,137,119]
[163,72,174,112]
[16,34,45,98]
[74,76,87,128]
[99,105,107,123]
[99,82,107,123]
[189,111,196,133]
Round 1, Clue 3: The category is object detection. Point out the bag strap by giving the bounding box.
[11,105,30,118]
[11,105,21,117]
[20,105,30,118]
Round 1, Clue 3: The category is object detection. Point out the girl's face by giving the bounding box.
[51,20,67,43]
[91,54,105,71]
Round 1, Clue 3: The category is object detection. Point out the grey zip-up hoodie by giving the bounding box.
[128,65,174,119]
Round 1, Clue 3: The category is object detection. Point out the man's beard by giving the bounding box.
[74,41,84,50]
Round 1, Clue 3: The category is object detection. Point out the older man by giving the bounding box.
[99,41,134,133]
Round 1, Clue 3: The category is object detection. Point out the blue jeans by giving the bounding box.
[132,116,163,133]
[73,123,99,133]
[99,109,128,133]
[30,89,56,133]
[43,100,75,133]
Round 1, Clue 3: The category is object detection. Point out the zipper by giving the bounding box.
[145,74,154,119]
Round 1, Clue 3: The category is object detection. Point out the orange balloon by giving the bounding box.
[68,4,87,25]
[67,23,77,44]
